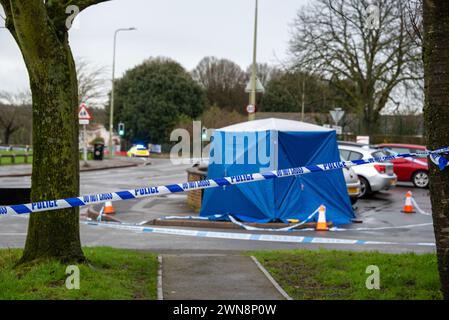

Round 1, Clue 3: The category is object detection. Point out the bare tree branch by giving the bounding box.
[289,0,423,133]
[76,57,109,106]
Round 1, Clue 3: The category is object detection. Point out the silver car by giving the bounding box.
[338,145,397,198]
[343,166,361,204]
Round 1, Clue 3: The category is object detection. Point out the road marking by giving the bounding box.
[82,221,436,247]
[251,256,293,300]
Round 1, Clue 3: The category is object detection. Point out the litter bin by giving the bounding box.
[93,143,104,161]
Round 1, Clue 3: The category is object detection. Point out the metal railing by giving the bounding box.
[0,153,33,165]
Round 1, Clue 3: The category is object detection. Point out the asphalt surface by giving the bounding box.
[0,158,436,254]
[162,254,285,300]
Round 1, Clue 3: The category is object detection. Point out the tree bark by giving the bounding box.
[1,1,85,263]
[423,0,449,299]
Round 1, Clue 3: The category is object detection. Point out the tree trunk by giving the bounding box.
[4,2,85,263]
[3,128,11,145]
[423,0,449,299]
[362,102,379,135]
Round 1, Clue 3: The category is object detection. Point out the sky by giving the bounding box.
[0,0,307,93]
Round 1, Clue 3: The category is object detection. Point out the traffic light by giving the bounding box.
[118,122,125,136]
[201,127,207,140]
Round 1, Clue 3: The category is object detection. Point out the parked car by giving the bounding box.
[338,141,375,150]
[338,145,397,198]
[127,145,150,158]
[377,143,429,188]
[343,166,361,204]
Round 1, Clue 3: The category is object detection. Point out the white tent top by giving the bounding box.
[219,118,333,132]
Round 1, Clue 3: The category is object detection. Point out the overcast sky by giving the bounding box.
[0,0,307,93]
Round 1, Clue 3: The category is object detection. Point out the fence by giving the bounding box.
[0,153,33,165]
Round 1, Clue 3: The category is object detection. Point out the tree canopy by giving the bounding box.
[258,71,343,114]
[192,56,248,113]
[290,0,422,133]
[113,57,205,144]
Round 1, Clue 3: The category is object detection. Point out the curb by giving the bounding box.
[157,255,163,300]
[250,256,293,300]
[149,218,332,231]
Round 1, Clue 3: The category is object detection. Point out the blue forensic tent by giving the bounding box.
[200,118,354,225]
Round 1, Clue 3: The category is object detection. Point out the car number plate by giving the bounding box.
[348,187,359,194]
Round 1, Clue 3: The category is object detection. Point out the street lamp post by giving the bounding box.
[109,27,136,158]
[248,0,258,121]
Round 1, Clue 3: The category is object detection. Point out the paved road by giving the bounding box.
[0,158,436,253]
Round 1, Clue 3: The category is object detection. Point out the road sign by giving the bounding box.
[245,78,265,93]
[330,108,345,125]
[333,125,342,135]
[357,136,370,144]
[78,104,92,162]
[78,103,92,122]
[246,104,256,114]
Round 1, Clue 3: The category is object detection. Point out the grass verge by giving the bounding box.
[251,249,442,300]
[0,247,158,300]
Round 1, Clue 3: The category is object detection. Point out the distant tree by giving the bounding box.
[245,63,283,88]
[113,57,205,144]
[76,58,108,107]
[201,105,246,130]
[0,91,32,144]
[290,0,422,134]
[0,105,26,144]
[192,57,247,112]
[258,71,340,114]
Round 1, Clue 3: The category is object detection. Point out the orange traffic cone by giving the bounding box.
[315,205,329,231]
[103,201,115,215]
[402,191,415,214]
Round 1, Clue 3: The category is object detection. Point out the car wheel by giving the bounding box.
[358,176,371,198]
[412,170,429,188]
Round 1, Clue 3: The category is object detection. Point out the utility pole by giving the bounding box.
[109,27,136,158]
[248,0,258,121]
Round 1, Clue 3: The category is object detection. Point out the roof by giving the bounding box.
[219,118,333,132]
[338,144,379,155]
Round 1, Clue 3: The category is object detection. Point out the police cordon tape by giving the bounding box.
[1,146,448,216]
[410,198,432,216]
[81,220,436,247]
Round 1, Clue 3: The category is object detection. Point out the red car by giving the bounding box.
[377,143,429,188]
